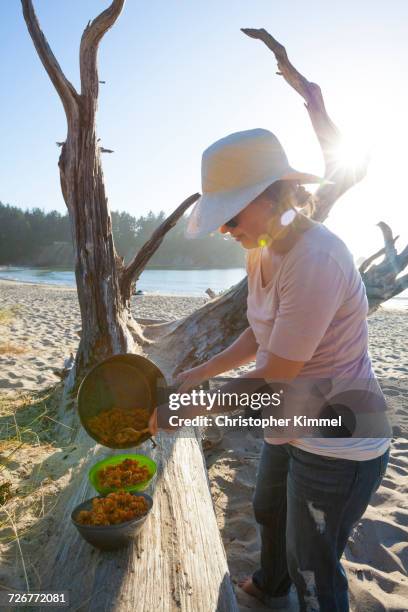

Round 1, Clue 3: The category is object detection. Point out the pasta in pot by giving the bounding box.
[87,406,150,446]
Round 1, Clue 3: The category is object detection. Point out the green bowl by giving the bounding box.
[89,454,157,495]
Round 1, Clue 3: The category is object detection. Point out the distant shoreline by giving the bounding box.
[0,277,227,300]
[0,264,246,271]
[1,278,407,312]
[0,266,249,298]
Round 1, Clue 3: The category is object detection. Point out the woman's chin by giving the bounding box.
[239,238,258,249]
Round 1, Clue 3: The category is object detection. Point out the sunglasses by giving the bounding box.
[224,214,239,228]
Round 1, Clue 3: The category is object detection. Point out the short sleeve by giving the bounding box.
[267,251,348,361]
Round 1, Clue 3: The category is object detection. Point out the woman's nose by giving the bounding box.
[219,224,230,234]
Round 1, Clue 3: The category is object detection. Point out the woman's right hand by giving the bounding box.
[173,364,210,393]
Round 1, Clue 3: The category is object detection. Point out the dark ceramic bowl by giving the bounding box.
[71,492,153,551]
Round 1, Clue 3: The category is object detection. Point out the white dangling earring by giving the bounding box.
[280,208,296,227]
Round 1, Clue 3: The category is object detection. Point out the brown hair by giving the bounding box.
[262,180,315,218]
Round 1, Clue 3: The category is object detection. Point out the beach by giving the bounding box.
[0,279,407,611]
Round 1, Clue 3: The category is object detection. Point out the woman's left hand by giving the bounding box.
[148,403,179,435]
[148,407,158,436]
[174,364,210,393]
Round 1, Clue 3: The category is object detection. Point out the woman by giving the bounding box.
[157,129,391,611]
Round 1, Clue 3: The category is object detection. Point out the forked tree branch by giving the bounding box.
[241,27,369,223]
[377,221,398,262]
[241,28,340,159]
[120,192,201,300]
[368,223,407,277]
[80,0,126,101]
[360,222,408,311]
[359,234,399,274]
[21,0,79,120]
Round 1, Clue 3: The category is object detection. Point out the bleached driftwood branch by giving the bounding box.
[21,0,79,120]
[120,193,200,301]
[360,222,408,312]
[241,27,368,221]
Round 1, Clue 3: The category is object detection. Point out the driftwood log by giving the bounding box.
[36,427,236,611]
[20,2,408,611]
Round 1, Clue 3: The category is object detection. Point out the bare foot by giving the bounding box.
[238,577,291,609]
[238,577,265,602]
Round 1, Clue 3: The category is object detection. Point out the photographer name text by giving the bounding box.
[168,414,343,428]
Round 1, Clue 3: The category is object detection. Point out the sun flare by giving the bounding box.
[331,132,371,173]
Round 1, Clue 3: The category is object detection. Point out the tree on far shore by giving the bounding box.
[0,203,245,268]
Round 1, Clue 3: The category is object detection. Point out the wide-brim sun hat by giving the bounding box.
[185,128,323,239]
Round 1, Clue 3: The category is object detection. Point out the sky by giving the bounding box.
[1,0,408,262]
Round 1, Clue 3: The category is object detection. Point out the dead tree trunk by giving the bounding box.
[22,0,139,381]
[21,2,235,611]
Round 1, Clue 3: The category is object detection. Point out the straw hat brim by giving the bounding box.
[185,169,323,239]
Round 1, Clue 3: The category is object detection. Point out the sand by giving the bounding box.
[0,279,407,611]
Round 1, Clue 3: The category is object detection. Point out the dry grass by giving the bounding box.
[0,384,79,591]
[0,385,65,521]
[0,384,64,450]
[0,305,22,325]
[0,342,27,355]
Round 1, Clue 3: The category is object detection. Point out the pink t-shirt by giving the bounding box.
[246,223,391,460]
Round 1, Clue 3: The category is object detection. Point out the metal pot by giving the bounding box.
[77,354,166,449]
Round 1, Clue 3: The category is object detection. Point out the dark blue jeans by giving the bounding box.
[252,442,389,612]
